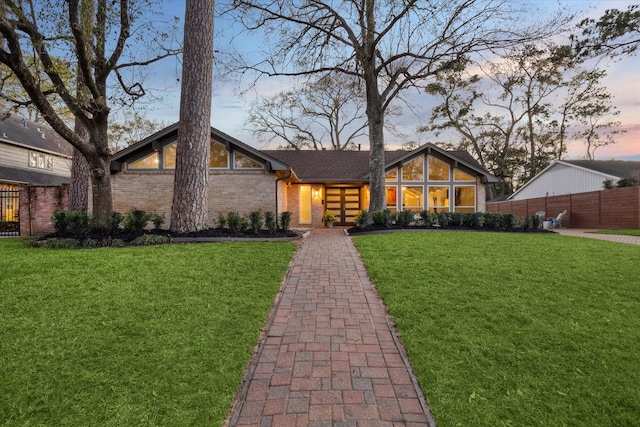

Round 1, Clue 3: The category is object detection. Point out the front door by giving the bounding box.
[325,187,361,226]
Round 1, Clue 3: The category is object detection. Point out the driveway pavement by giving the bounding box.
[553,228,640,245]
[227,228,435,427]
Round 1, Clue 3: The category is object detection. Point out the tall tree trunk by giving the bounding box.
[68,147,89,211]
[88,113,113,228]
[68,0,92,212]
[170,0,214,232]
[367,97,386,212]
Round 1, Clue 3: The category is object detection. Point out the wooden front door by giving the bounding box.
[325,187,361,225]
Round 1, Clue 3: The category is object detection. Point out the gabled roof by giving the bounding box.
[111,123,290,172]
[0,112,73,157]
[562,160,640,179]
[264,142,498,183]
[507,159,640,200]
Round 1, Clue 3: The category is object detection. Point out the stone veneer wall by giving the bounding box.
[111,170,279,228]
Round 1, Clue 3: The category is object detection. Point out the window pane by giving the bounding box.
[454,168,474,181]
[211,140,229,168]
[454,186,475,212]
[385,186,397,212]
[385,168,398,182]
[234,151,262,169]
[164,143,176,169]
[402,186,423,212]
[299,185,312,224]
[401,156,423,181]
[428,156,450,181]
[130,152,159,169]
[428,185,449,213]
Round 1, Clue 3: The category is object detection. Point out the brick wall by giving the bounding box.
[19,184,69,236]
[487,186,640,229]
[111,170,279,228]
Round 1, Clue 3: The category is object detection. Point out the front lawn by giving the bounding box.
[0,239,296,426]
[353,231,640,427]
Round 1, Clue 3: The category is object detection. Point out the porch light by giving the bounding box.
[313,189,321,199]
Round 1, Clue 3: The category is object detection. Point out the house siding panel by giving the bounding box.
[511,163,614,200]
[1,142,71,178]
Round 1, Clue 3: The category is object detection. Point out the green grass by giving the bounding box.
[594,229,640,237]
[353,231,640,427]
[0,239,295,426]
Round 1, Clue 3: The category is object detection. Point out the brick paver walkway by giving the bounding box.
[228,228,435,427]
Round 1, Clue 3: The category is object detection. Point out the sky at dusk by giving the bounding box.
[142,0,639,160]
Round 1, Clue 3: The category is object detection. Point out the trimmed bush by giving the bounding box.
[396,210,415,227]
[217,214,228,229]
[248,211,264,234]
[280,211,291,232]
[123,209,151,233]
[354,210,369,228]
[227,211,242,234]
[372,209,395,226]
[52,210,90,236]
[264,211,277,234]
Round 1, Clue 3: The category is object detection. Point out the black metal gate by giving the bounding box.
[0,189,20,237]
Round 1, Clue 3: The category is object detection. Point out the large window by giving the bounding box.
[454,168,474,181]
[164,143,177,168]
[428,156,450,181]
[129,152,159,169]
[234,151,262,169]
[428,186,449,213]
[402,156,423,181]
[211,140,229,168]
[385,168,398,182]
[385,186,398,212]
[454,186,475,212]
[402,186,423,212]
[299,185,312,224]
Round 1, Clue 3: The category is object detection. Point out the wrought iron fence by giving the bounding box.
[0,189,20,237]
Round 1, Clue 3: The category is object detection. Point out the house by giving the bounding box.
[508,160,640,201]
[110,123,499,228]
[0,113,72,226]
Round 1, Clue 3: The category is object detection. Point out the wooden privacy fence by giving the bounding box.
[487,186,640,229]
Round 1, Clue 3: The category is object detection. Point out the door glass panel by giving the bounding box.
[299,185,312,224]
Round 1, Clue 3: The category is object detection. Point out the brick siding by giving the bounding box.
[112,170,279,228]
[19,184,69,236]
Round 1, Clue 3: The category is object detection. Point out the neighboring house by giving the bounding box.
[0,113,72,225]
[508,160,640,201]
[110,123,499,228]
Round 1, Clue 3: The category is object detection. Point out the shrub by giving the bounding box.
[522,216,532,232]
[248,211,264,234]
[616,177,639,188]
[40,238,79,249]
[130,234,171,246]
[239,217,249,233]
[217,214,228,229]
[354,210,369,228]
[396,210,415,227]
[108,211,124,233]
[372,209,395,226]
[530,213,542,230]
[280,211,291,232]
[0,221,19,232]
[449,212,465,227]
[482,213,499,229]
[122,209,151,233]
[419,210,436,227]
[227,211,242,234]
[499,213,517,230]
[437,212,449,227]
[152,214,165,229]
[52,210,90,236]
[264,211,277,234]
